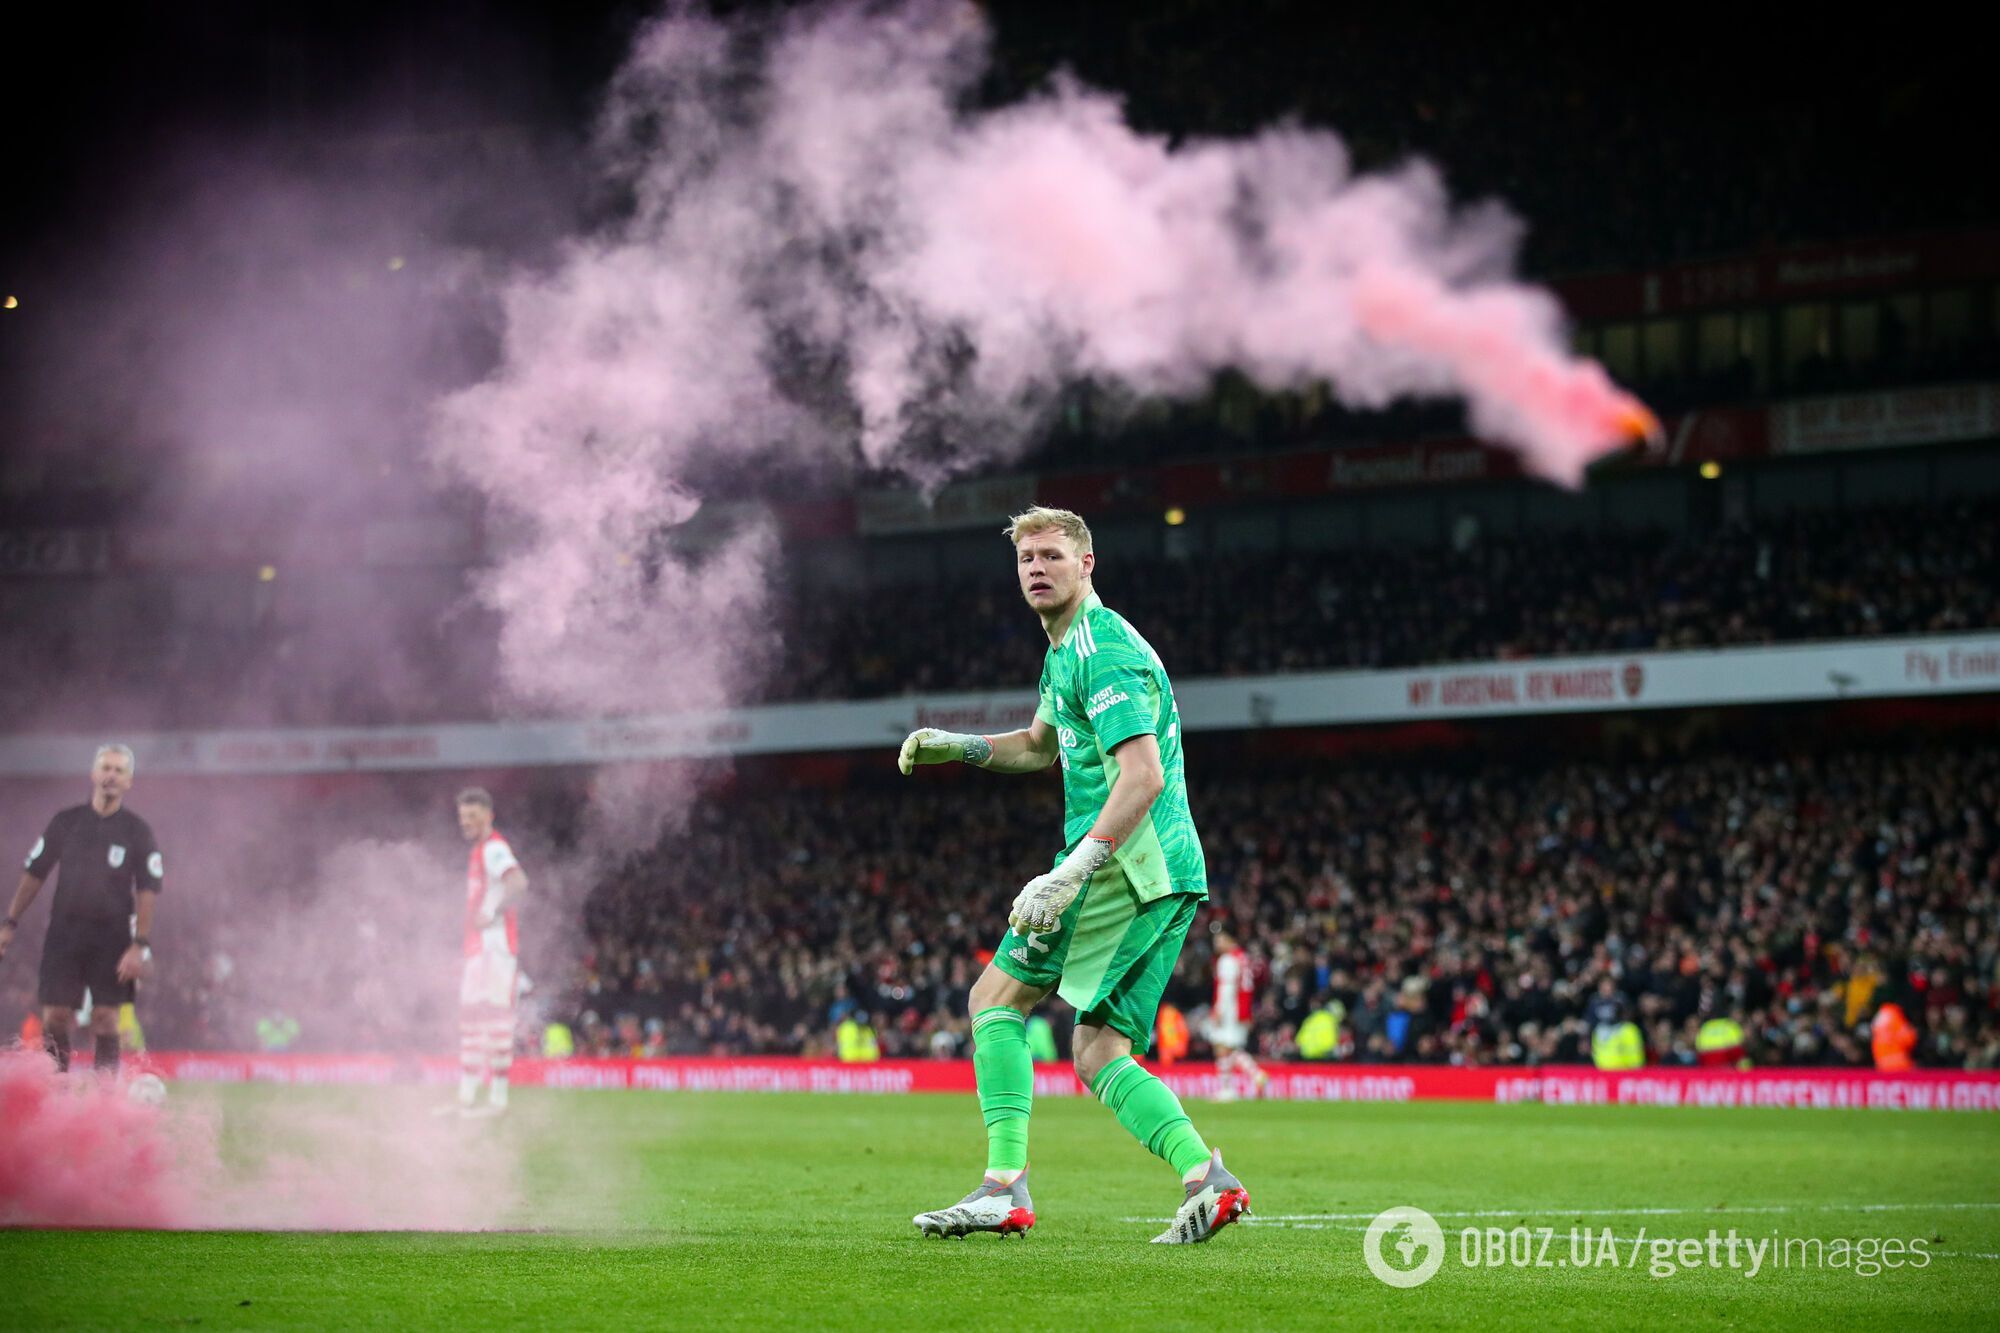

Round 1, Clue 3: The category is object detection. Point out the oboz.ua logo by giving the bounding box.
[1363,1206,1446,1288]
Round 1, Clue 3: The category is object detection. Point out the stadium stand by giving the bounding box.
[777,498,2000,699]
[5,495,1992,729]
[531,735,1999,1070]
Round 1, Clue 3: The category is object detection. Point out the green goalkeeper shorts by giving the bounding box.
[991,861,1201,1054]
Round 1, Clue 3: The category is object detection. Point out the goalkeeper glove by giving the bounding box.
[1009,835,1116,933]
[897,728,993,775]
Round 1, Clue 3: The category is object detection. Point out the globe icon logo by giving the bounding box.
[1363,1206,1446,1288]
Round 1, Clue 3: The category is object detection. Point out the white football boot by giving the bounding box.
[913,1170,1035,1239]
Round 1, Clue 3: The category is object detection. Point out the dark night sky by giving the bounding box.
[0,1,627,252]
[3,2,1989,254]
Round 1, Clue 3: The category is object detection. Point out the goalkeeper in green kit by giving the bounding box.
[900,506,1250,1245]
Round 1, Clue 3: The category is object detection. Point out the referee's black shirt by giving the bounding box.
[24,805,164,924]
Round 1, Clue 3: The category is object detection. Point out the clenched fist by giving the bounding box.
[897,729,992,775]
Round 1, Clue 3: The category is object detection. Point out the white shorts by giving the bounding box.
[460,951,519,1011]
[1207,1019,1251,1053]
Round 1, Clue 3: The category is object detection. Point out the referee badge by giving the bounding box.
[108,844,126,868]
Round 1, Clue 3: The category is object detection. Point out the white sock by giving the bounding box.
[488,1075,509,1109]
[458,1073,481,1106]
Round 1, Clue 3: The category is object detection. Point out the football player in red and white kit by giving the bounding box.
[454,788,528,1117]
[1207,927,1264,1102]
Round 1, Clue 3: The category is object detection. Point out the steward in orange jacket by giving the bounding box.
[1871,1002,1916,1071]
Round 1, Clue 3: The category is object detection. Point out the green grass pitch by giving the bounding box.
[7,1085,1999,1329]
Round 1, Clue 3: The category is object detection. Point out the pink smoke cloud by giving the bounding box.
[0,1050,567,1230]
[435,0,1654,715]
[0,1050,189,1227]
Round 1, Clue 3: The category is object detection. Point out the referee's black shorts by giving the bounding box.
[37,916,134,1010]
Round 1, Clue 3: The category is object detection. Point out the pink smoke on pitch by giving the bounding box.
[0,1049,542,1230]
[192,1088,533,1232]
[0,1050,191,1228]
[435,0,1655,711]
[0,38,677,1235]
[0,761,658,1232]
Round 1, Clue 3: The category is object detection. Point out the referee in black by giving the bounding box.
[0,744,163,1075]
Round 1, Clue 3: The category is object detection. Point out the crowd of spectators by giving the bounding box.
[3,497,1991,730]
[774,499,2000,700]
[566,736,1999,1071]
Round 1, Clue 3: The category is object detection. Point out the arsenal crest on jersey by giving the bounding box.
[108,844,126,868]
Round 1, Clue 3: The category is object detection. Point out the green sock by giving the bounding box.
[1091,1055,1211,1177]
[972,1007,1032,1173]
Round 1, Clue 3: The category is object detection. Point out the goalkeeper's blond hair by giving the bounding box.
[1004,506,1093,553]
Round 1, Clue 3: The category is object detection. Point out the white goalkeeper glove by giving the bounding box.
[897,728,993,775]
[1009,836,1116,934]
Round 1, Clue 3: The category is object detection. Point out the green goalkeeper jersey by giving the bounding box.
[1034,591,1207,901]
